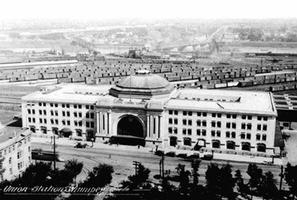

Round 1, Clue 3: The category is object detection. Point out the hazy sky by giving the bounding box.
[0,0,297,20]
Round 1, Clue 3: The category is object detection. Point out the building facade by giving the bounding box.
[0,127,31,182]
[22,70,278,156]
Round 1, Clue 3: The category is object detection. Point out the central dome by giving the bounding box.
[109,70,174,98]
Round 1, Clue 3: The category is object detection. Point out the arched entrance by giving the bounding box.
[111,115,145,146]
[117,115,144,137]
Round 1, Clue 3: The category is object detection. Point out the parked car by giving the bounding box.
[202,154,213,160]
[74,142,88,148]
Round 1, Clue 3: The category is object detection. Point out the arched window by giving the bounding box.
[170,136,177,147]
[184,137,192,146]
[226,141,236,150]
[242,142,251,151]
[212,140,220,148]
[257,143,266,152]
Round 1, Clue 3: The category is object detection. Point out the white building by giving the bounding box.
[0,127,31,182]
[21,70,278,156]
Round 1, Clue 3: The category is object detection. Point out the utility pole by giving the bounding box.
[159,154,165,179]
[53,135,56,171]
[133,161,140,176]
[279,165,284,191]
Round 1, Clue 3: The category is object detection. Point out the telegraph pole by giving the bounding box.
[133,161,140,176]
[53,135,56,171]
[279,165,284,191]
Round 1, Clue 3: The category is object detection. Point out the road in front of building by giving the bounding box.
[32,142,287,190]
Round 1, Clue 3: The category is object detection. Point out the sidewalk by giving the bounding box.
[31,136,284,165]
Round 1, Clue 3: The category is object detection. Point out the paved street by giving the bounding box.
[32,142,286,189]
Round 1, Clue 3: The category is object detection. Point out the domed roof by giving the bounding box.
[109,70,174,98]
[117,70,170,89]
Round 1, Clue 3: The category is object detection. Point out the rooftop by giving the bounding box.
[166,89,277,116]
[0,126,31,150]
[109,70,174,98]
[22,84,111,104]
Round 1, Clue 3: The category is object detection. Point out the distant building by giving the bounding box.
[22,70,277,157]
[0,127,31,182]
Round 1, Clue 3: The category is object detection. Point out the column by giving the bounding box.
[158,115,161,138]
[150,115,154,138]
[155,116,159,138]
[104,113,108,134]
[146,115,150,138]
[96,111,100,135]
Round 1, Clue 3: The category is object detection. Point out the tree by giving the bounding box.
[205,163,221,197]
[121,163,150,190]
[285,163,297,198]
[259,171,279,199]
[247,163,263,192]
[220,164,235,199]
[191,159,201,186]
[83,163,114,187]
[234,170,245,194]
[64,159,83,184]
[176,164,191,194]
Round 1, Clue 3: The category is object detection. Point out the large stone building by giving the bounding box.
[22,70,278,156]
[0,127,31,181]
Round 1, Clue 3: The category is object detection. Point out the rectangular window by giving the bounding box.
[211,130,215,137]
[257,124,261,131]
[183,119,187,125]
[247,123,252,130]
[232,123,236,129]
[174,110,178,115]
[169,118,173,124]
[182,129,187,135]
[197,120,201,126]
[211,121,216,127]
[231,132,236,138]
[188,120,192,126]
[217,121,221,128]
[174,118,178,125]
[197,112,201,116]
[226,131,230,138]
[168,127,173,134]
[202,129,206,136]
[188,129,192,135]
[202,121,207,127]
[246,133,251,140]
[196,129,201,136]
[202,112,207,117]
[263,124,267,131]
[226,122,231,128]
[226,114,231,118]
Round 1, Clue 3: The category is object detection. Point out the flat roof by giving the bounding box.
[22,84,277,116]
[0,127,30,150]
[22,84,111,104]
[165,89,277,116]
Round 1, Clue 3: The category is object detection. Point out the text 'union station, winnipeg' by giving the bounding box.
[21,70,278,156]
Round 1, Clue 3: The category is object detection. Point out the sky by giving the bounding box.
[0,0,297,20]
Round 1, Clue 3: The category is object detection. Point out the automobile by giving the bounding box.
[154,150,164,156]
[202,154,213,160]
[74,142,88,148]
[165,151,176,157]
[263,161,273,165]
[187,152,200,159]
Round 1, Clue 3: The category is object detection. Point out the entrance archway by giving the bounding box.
[111,115,145,146]
[117,115,144,138]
